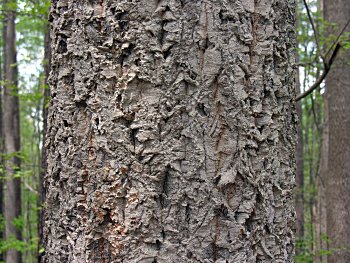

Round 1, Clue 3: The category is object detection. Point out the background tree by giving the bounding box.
[294,1,325,261]
[2,0,22,262]
[324,0,350,261]
[0,8,4,263]
[38,26,50,262]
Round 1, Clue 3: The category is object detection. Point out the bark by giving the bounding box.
[0,20,3,263]
[324,0,350,262]
[38,27,51,263]
[315,1,328,261]
[44,1,297,262]
[315,93,328,263]
[2,0,22,262]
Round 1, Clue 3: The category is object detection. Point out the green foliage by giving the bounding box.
[295,238,314,263]
[0,215,5,233]
[38,246,44,254]
[13,216,24,231]
[339,32,350,50]
[0,236,38,254]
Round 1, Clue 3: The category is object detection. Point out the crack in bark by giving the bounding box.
[249,0,261,67]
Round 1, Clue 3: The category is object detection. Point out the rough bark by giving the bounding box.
[2,0,22,262]
[324,0,350,262]
[44,1,297,262]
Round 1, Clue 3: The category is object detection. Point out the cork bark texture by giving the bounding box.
[44,0,296,262]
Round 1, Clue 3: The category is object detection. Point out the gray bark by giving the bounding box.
[315,94,328,263]
[324,0,350,262]
[44,0,297,262]
[3,0,22,262]
[314,4,327,262]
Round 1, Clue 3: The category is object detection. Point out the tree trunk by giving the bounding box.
[295,46,304,243]
[44,1,297,262]
[38,27,51,263]
[324,0,350,262]
[3,0,22,262]
[315,93,328,263]
[0,17,4,263]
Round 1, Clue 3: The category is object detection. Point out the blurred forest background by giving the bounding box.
[0,0,348,262]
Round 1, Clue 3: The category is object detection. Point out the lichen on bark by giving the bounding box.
[44,0,297,262]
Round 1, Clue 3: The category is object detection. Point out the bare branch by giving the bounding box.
[303,0,324,62]
[324,17,350,59]
[296,17,350,101]
[296,43,341,101]
[24,182,39,195]
[297,61,317,67]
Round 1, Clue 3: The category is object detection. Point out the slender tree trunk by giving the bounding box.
[38,27,51,263]
[295,44,304,242]
[324,0,350,262]
[44,1,297,262]
[3,0,22,262]
[294,12,304,239]
[295,73,304,242]
[0,25,4,263]
[315,0,328,260]
[315,93,328,263]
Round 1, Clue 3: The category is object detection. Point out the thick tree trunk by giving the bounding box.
[44,1,297,262]
[324,0,350,262]
[3,0,22,262]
